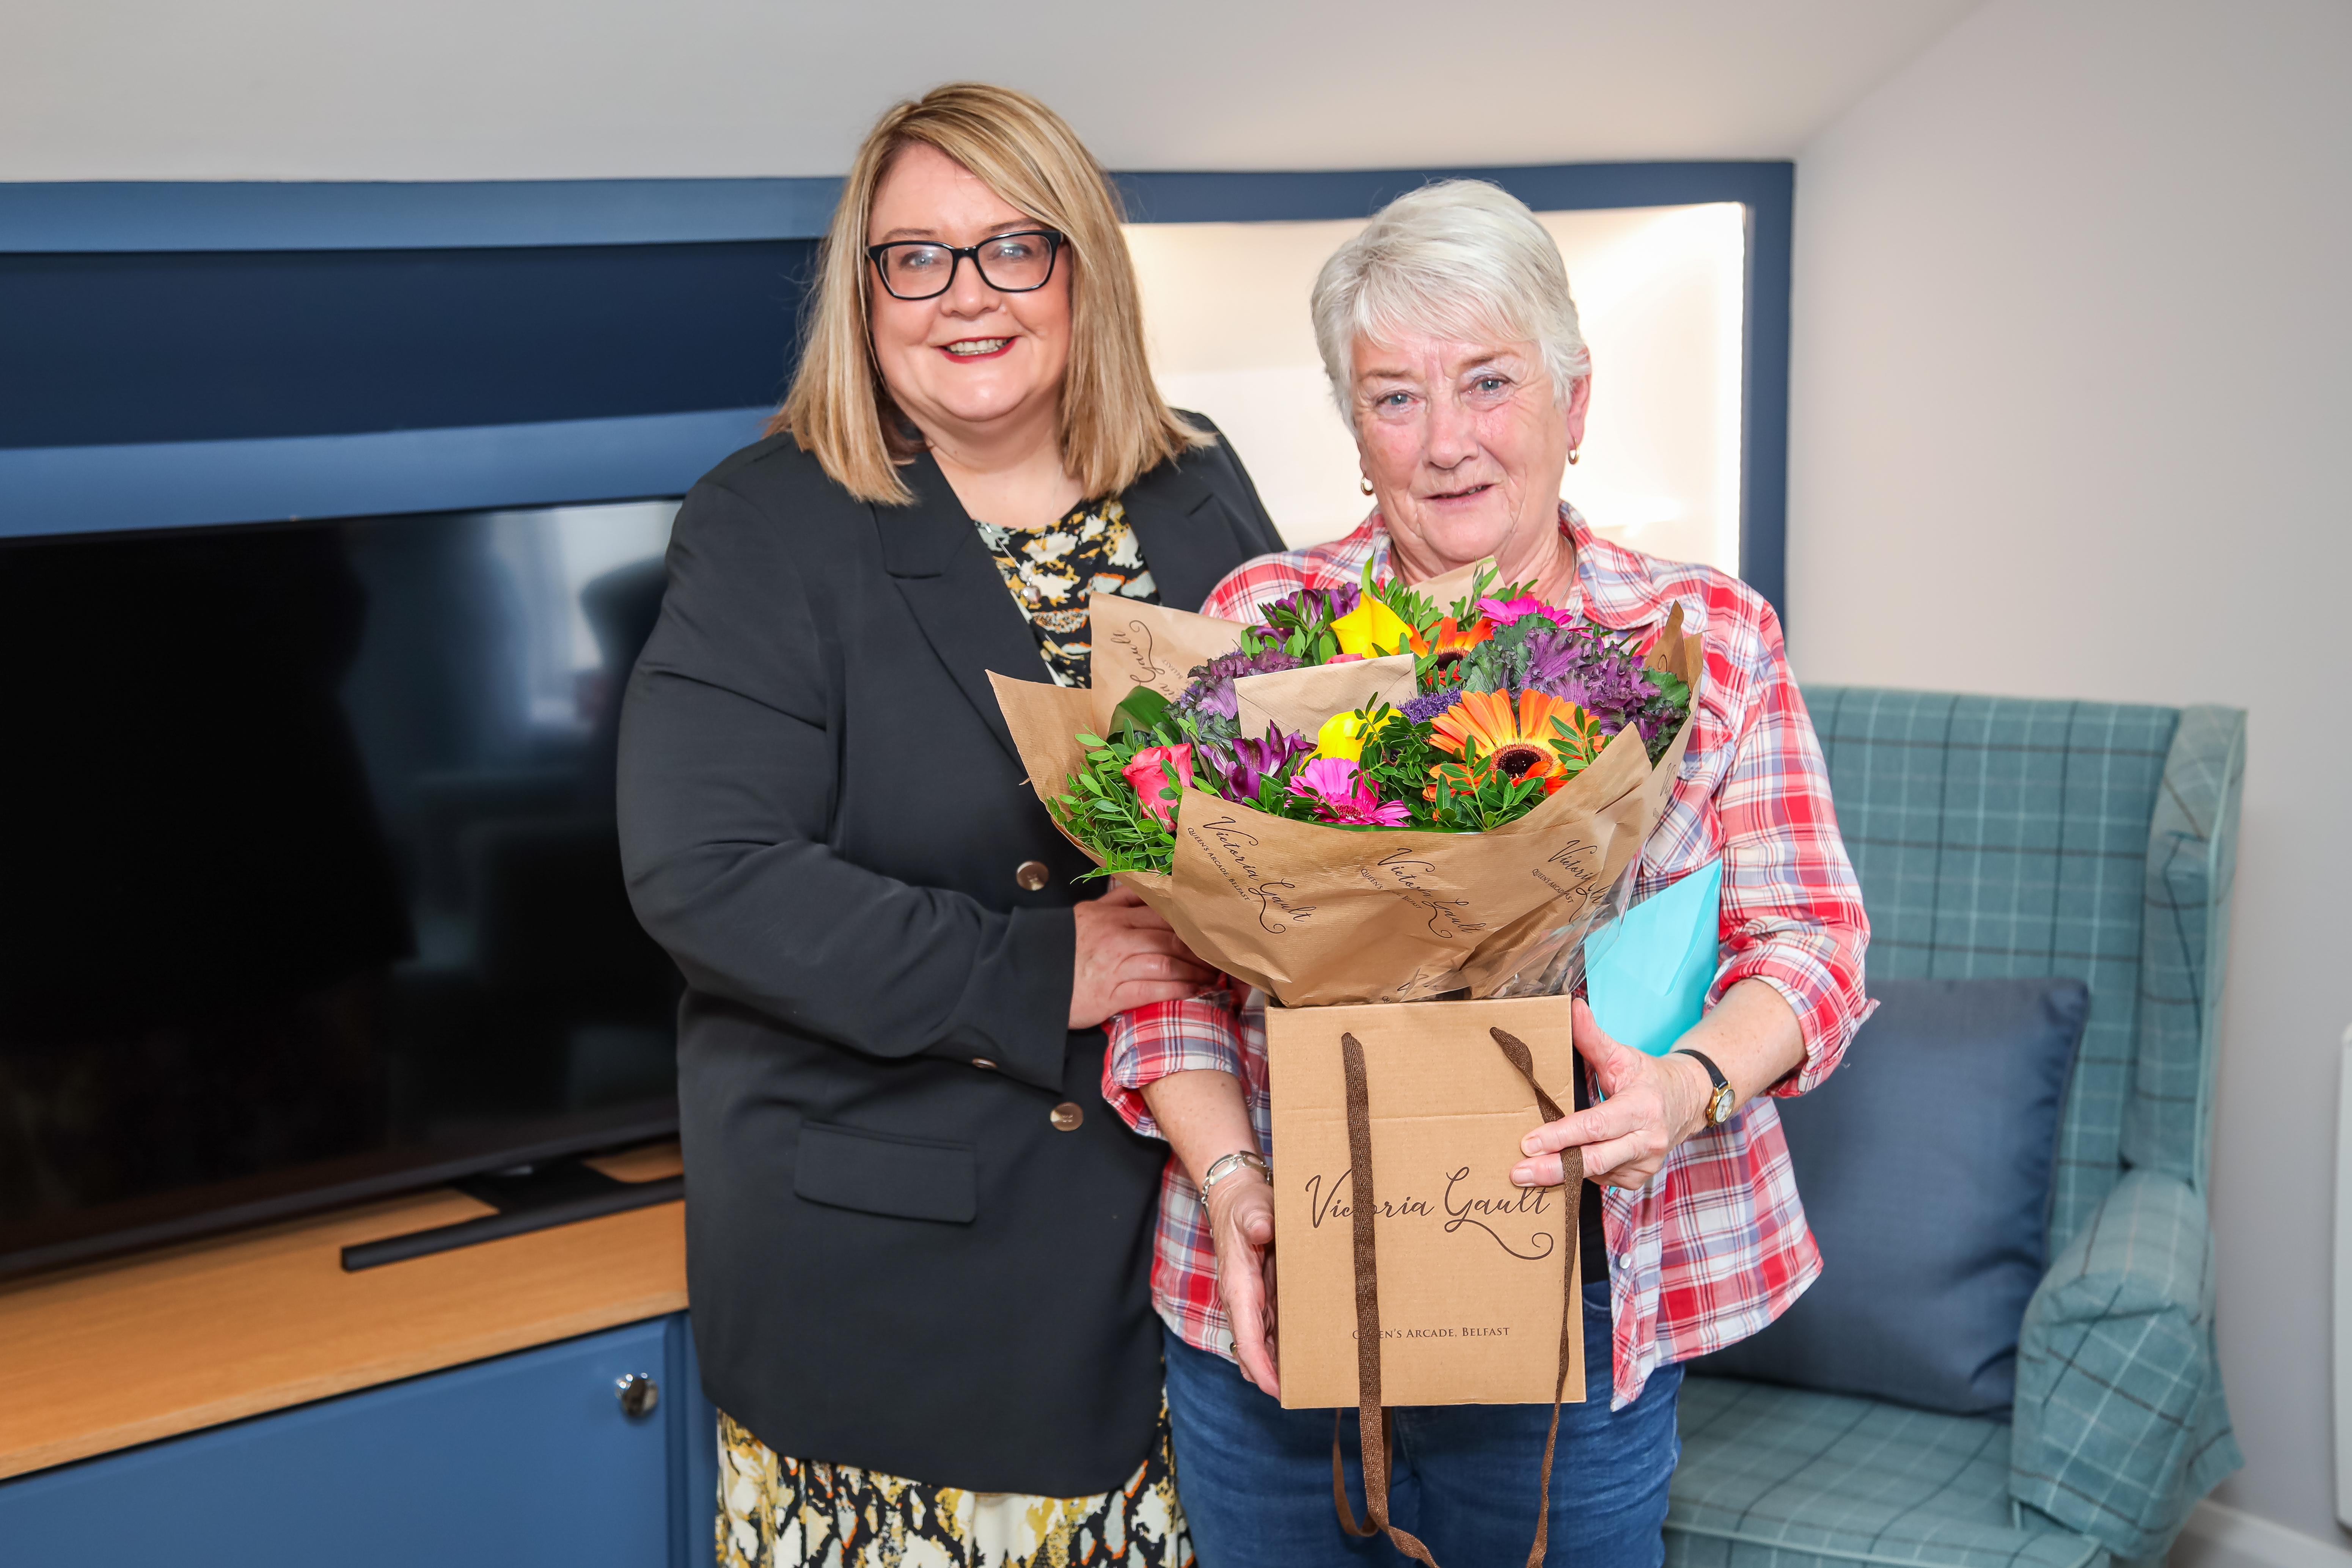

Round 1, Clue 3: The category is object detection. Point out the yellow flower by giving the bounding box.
[1329,596,1414,658]
[1315,708,1393,762]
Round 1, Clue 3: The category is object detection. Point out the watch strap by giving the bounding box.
[1675,1049,1735,1124]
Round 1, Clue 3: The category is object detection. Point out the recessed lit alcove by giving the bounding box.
[1130,202,1747,572]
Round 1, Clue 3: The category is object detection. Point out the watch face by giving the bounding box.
[1710,1084,1736,1123]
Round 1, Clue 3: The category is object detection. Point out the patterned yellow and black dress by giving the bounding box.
[715,495,1186,1568]
[719,1415,1189,1568]
[972,496,1160,687]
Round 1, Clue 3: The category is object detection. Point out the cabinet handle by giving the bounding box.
[616,1373,660,1419]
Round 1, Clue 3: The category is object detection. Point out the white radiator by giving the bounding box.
[2336,1021,2352,1529]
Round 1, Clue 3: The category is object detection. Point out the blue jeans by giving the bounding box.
[1164,1279,1683,1568]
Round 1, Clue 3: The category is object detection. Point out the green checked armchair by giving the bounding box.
[1665,690,2247,1568]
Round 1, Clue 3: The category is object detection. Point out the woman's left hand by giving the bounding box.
[1509,998,1714,1191]
[1206,1172,1280,1398]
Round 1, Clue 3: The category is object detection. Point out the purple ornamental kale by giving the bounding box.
[1219,725,1318,802]
[1172,646,1306,724]
[1518,626,1670,744]
[1401,687,1464,723]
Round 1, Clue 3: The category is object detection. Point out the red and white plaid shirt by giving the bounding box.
[1101,506,1873,1408]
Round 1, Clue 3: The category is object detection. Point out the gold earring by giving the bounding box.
[1567,446,1581,466]
[1360,477,1375,495]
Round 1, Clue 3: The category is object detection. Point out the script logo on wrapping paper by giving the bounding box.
[1184,814,1317,933]
[1382,964,1456,1002]
[1303,1165,1557,1261]
[1356,848,1486,940]
[1103,618,1174,693]
[1529,838,1605,913]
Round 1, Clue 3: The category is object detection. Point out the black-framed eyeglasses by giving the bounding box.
[865,229,1064,301]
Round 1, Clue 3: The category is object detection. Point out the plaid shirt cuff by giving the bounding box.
[1100,988,1249,1140]
[1716,927,1874,1096]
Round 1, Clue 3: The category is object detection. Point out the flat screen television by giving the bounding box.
[0,499,685,1279]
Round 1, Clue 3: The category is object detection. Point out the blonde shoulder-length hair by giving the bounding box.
[771,82,1208,506]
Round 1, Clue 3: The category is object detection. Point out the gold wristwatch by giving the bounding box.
[1676,1049,1736,1126]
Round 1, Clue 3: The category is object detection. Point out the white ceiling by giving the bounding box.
[1,0,1985,181]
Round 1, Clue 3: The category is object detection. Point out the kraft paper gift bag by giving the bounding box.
[1265,994,1586,1411]
[1584,857,1723,1056]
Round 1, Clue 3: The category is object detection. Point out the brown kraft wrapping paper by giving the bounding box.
[1233,654,1418,743]
[1088,595,1254,704]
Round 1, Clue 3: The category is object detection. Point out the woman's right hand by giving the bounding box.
[1209,1171,1280,1396]
[1068,885,1214,1029]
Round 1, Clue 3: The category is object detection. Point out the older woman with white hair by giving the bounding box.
[1100,182,1873,1566]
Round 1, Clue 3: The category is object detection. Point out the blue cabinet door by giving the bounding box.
[2,1314,715,1568]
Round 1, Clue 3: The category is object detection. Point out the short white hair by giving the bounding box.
[1311,180,1591,421]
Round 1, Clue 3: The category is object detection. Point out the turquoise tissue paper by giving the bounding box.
[1584,859,1723,1056]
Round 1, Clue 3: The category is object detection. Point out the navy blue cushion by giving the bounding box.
[1694,976,2088,1414]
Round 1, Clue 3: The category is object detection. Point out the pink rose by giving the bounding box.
[1120,744,1196,826]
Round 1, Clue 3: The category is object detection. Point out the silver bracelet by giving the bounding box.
[1197,1150,1271,1197]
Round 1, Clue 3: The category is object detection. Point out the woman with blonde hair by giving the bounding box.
[618,83,1279,1567]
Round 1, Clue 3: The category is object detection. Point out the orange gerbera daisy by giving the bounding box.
[1425,689,1600,798]
[1407,615,1494,677]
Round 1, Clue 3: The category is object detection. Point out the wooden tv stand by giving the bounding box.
[0,1142,685,1482]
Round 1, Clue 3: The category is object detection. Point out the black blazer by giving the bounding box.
[617,422,1282,1495]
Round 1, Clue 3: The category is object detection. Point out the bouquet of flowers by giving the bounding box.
[1054,566,1688,872]
[990,558,1703,1008]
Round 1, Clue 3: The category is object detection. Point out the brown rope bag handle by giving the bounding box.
[1330,1028,1584,1568]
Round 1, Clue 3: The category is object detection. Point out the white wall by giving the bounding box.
[0,0,1976,179]
[1788,0,2352,1548]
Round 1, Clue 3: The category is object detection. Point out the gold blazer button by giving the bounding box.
[1014,860,1050,892]
[1049,1101,1085,1132]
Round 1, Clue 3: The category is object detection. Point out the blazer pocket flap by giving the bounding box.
[794,1123,977,1224]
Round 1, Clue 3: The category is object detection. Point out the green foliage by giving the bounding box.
[1052,730,1180,877]
[1107,683,1172,741]
[1547,706,1607,768]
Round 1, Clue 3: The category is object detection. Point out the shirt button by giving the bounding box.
[1049,1101,1085,1132]
[971,1058,998,1071]
[1014,860,1050,892]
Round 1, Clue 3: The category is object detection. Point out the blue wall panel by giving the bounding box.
[1,242,814,450]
